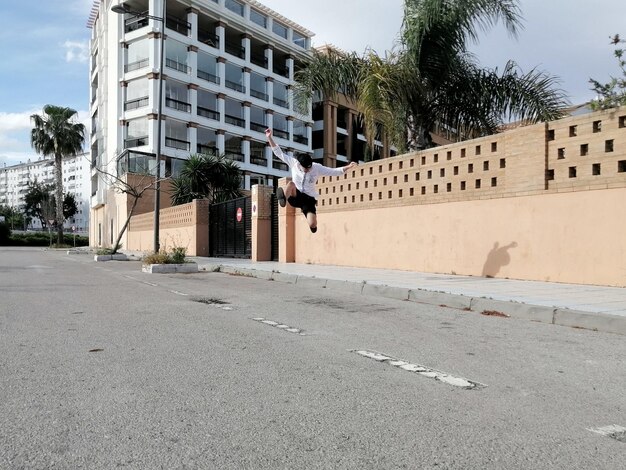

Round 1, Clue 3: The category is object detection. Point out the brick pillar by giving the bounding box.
[251,184,273,261]
[194,199,210,257]
[278,178,295,262]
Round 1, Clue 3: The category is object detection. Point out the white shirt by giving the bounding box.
[272,145,344,199]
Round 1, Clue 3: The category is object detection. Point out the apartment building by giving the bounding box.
[87,0,315,245]
[0,154,91,231]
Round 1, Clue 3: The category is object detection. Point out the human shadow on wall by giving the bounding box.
[481,241,518,278]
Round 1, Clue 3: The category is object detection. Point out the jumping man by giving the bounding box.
[265,128,357,233]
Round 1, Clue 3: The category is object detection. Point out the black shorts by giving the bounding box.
[288,189,317,216]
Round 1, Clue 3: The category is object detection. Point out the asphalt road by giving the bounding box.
[1,247,625,469]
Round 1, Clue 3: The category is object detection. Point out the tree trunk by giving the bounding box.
[55,152,64,245]
[111,194,140,255]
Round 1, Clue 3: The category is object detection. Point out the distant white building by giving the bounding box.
[0,154,91,232]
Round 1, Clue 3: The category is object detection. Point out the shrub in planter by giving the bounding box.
[142,247,189,265]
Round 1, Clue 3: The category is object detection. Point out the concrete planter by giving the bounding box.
[142,262,198,274]
[94,253,128,262]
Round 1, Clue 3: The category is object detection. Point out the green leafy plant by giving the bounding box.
[170,246,187,264]
[142,247,189,265]
[590,34,626,110]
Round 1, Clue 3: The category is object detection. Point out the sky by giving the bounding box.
[1,0,625,168]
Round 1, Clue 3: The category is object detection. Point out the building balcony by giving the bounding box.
[165,98,191,113]
[197,144,218,155]
[198,29,219,48]
[124,96,149,111]
[250,89,269,101]
[225,114,245,127]
[166,58,191,74]
[272,128,289,139]
[249,122,266,133]
[272,159,288,171]
[124,136,149,149]
[250,155,267,167]
[293,135,308,145]
[225,80,245,93]
[166,16,191,36]
[197,107,220,121]
[225,41,245,59]
[273,97,289,108]
[165,137,190,151]
[124,15,149,33]
[225,151,244,162]
[250,53,268,69]
[198,69,220,84]
[125,59,149,73]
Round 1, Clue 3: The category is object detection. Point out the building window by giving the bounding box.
[197,52,219,84]
[125,118,148,148]
[197,89,219,120]
[293,31,306,48]
[197,127,217,155]
[249,106,266,133]
[125,78,149,110]
[273,81,289,108]
[224,98,245,127]
[249,140,267,166]
[165,79,191,112]
[125,39,149,72]
[273,114,289,139]
[272,21,288,39]
[225,0,244,16]
[224,133,244,161]
[165,40,190,74]
[250,72,268,101]
[250,9,267,28]
[293,120,308,145]
[165,120,189,150]
[225,63,245,93]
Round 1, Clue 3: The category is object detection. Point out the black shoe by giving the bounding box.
[277,187,286,207]
[310,226,317,233]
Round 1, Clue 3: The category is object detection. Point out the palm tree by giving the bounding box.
[295,0,568,152]
[30,105,85,245]
[170,152,243,206]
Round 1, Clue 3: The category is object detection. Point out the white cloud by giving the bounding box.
[64,40,90,63]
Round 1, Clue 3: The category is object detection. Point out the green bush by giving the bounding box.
[170,247,187,264]
[142,247,188,265]
[7,232,89,247]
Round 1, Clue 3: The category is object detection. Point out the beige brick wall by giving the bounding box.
[127,199,210,256]
[315,106,626,211]
[281,105,626,286]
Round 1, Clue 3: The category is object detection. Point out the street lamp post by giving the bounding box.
[112,0,166,253]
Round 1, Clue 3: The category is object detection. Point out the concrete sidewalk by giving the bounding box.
[191,257,626,335]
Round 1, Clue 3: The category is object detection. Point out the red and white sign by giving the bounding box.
[236,207,243,222]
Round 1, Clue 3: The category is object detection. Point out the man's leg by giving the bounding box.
[306,212,317,233]
[277,182,297,208]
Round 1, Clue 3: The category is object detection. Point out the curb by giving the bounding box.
[198,263,625,335]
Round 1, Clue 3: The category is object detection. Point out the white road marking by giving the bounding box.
[352,349,485,389]
[123,275,157,287]
[253,318,305,335]
[587,424,626,441]
[169,290,188,296]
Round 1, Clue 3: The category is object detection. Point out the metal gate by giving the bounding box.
[209,196,251,258]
